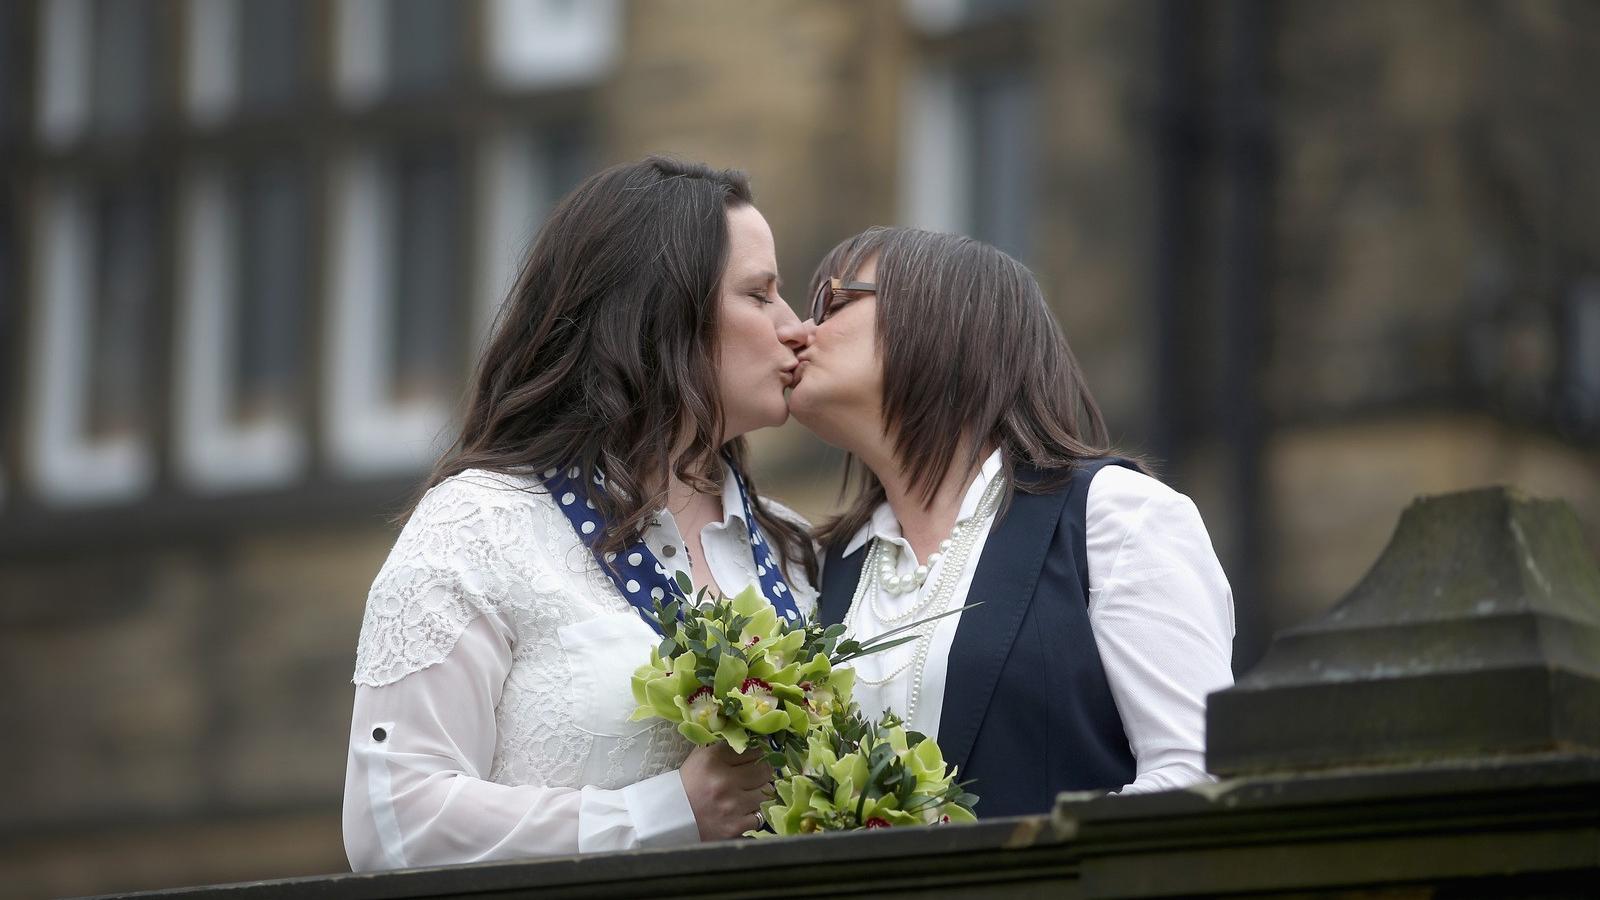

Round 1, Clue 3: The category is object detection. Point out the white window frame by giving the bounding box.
[903,0,970,34]
[472,131,557,352]
[324,149,453,477]
[334,0,389,108]
[898,57,1036,259]
[898,62,971,236]
[173,165,309,494]
[25,179,156,506]
[184,0,241,127]
[483,0,621,89]
[36,0,92,145]
[337,0,620,105]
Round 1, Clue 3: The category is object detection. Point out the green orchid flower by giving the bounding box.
[711,650,746,696]
[748,628,807,670]
[857,794,920,829]
[805,667,853,721]
[628,648,701,723]
[729,677,792,735]
[730,586,779,640]
[936,802,978,824]
[672,686,754,752]
[803,734,839,777]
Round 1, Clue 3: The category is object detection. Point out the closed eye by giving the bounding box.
[827,293,861,316]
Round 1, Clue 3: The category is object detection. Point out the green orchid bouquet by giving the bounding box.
[630,576,916,753]
[760,709,979,835]
[628,574,980,833]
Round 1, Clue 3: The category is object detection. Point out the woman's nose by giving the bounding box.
[777,317,811,350]
[776,301,811,350]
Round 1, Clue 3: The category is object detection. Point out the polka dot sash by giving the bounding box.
[541,459,801,635]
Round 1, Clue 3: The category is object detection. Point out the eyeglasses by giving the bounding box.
[810,277,877,324]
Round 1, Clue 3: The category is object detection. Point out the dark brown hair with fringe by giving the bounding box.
[411,156,817,585]
[808,226,1147,549]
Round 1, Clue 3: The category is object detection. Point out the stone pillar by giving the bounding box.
[1207,486,1600,775]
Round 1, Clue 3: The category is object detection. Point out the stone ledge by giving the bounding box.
[102,754,1600,899]
[1055,753,1600,898]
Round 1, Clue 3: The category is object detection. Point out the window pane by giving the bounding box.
[0,182,14,456]
[0,2,15,140]
[906,0,1032,33]
[484,0,620,88]
[967,0,1033,20]
[87,179,159,439]
[389,0,460,95]
[391,142,463,400]
[90,0,158,135]
[239,0,307,112]
[1565,280,1600,434]
[544,127,594,200]
[966,67,1035,260]
[234,159,310,419]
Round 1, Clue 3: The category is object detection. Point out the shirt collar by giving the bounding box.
[841,448,1005,557]
[653,457,748,539]
[711,457,749,532]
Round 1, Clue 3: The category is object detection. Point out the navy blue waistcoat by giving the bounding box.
[818,458,1137,818]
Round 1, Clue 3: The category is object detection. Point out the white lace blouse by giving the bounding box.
[343,466,817,871]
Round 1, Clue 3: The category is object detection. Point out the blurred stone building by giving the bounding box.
[0,0,1596,896]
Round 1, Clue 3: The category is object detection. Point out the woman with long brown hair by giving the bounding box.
[344,157,817,868]
[789,226,1234,816]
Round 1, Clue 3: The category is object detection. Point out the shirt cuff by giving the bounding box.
[621,768,701,849]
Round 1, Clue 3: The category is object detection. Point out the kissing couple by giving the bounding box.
[344,156,1234,870]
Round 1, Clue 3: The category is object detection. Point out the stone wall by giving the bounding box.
[1261,0,1600,627]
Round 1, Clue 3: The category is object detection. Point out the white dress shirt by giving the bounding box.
[838,449,1234,795]
[344,463,816,871]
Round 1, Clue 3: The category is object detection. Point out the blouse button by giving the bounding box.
[372,727,388,743]
[662,545,677,557]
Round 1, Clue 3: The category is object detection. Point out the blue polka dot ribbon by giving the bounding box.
[541,458,801,635]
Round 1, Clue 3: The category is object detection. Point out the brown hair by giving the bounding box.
[414,156,817,585]
[810,226,1147,549]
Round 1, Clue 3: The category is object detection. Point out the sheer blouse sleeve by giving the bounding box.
[343,477,699,871]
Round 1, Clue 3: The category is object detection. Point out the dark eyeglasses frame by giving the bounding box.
[811,277,877,324]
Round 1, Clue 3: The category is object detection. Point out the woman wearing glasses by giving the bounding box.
[789,226,1235,815]
[344,158,815,869]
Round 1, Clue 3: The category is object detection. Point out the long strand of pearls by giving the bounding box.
[843,475,1007,722]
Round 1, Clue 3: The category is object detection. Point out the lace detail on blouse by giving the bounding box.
[352,467,816,795]
[353,472,553,687]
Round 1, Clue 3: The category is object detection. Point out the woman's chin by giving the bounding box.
[752,395,795,432]
[784,383,815,423]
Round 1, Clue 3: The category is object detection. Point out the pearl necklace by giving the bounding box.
[868,500,986,624]
[844,474,1006,723]
[877,536,952,596]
